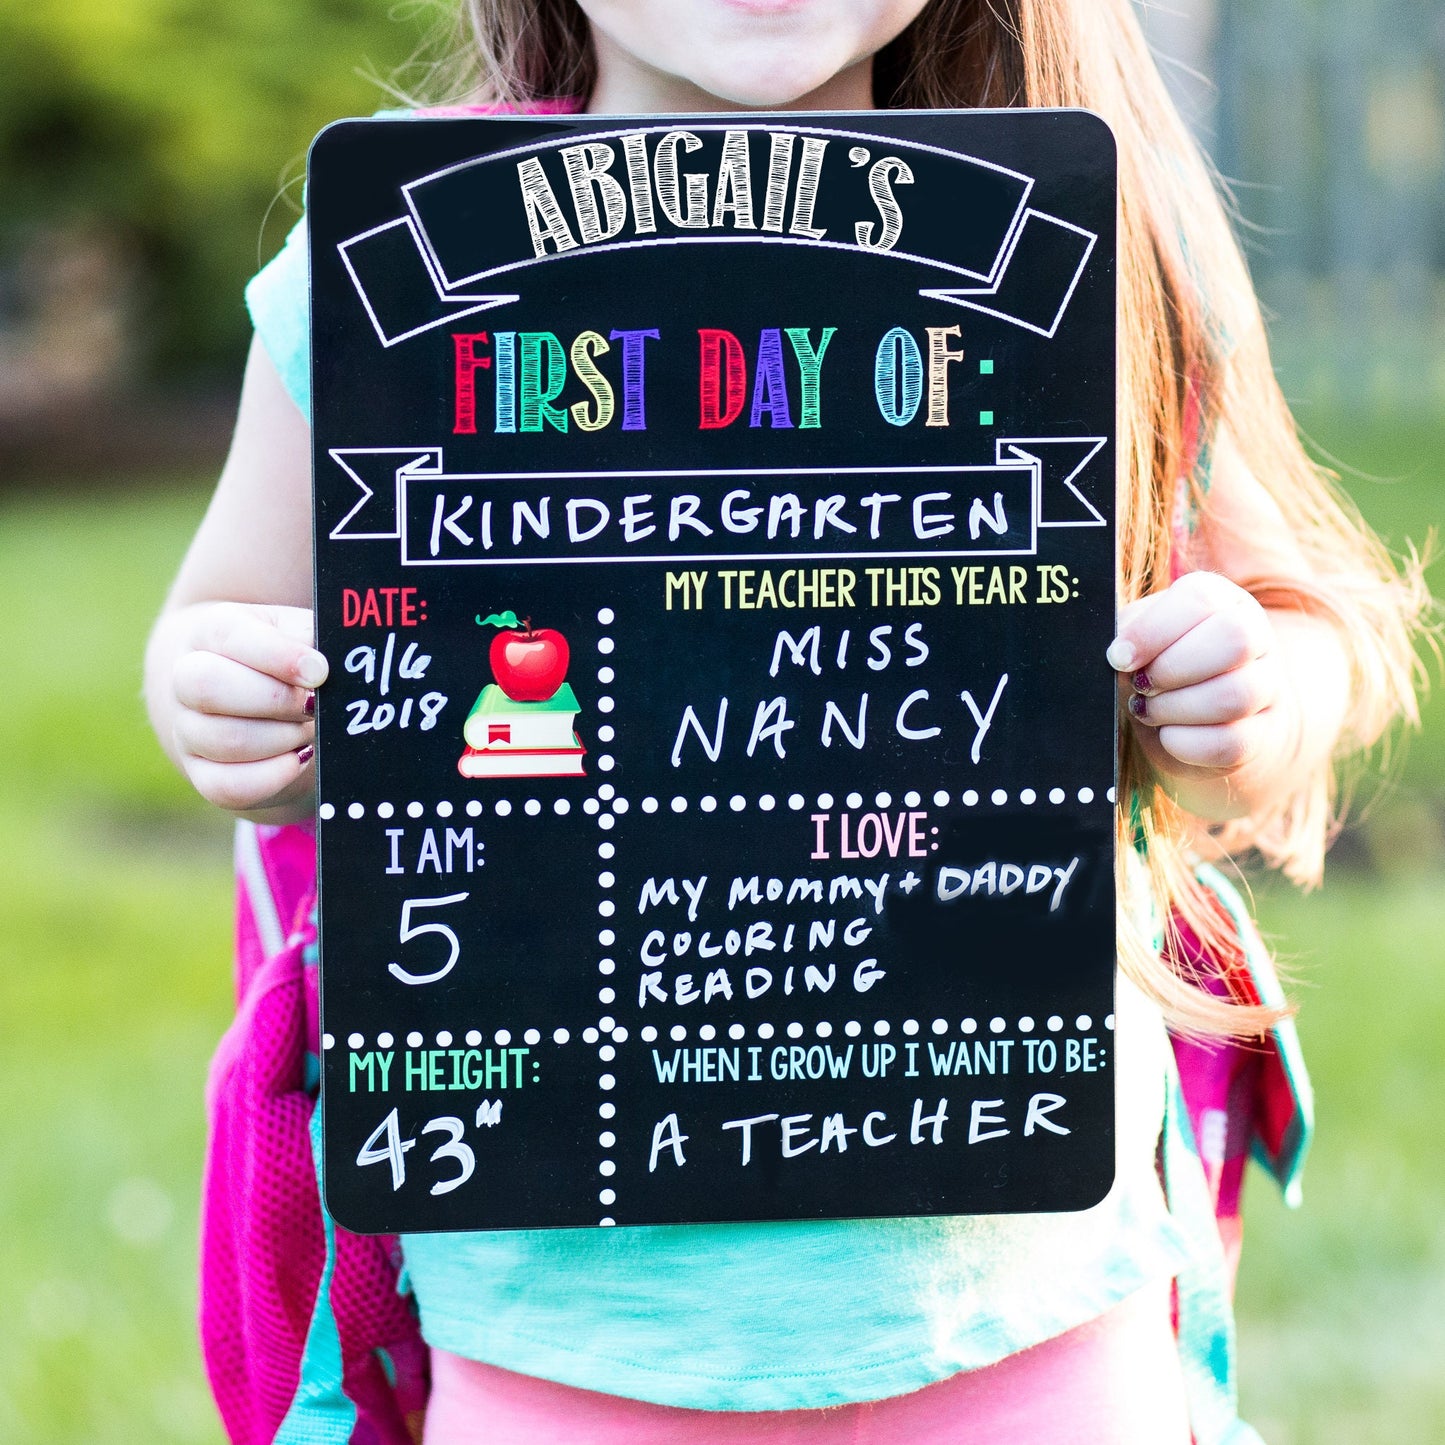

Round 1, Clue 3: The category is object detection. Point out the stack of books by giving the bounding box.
[457,682,586,778]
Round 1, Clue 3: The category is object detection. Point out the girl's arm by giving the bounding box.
[1107,428,1352,823]
[144,336,328,823]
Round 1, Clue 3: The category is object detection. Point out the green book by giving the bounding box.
[463,682,581,751]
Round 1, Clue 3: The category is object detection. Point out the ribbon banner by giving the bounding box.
[338,124,1098,346]
[325,439,1108,563]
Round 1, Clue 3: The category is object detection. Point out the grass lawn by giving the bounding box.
[1238,877,1445,1444]
[0,482,234,1444]
[0,416,1439,1440]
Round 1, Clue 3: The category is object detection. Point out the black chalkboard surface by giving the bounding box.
[309,110,1118,1234]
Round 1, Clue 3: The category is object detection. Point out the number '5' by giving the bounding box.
[388,892,469,985]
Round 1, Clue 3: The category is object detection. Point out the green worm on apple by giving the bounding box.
[476,610,571,702]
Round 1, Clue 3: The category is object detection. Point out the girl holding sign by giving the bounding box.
[145,1,1428,1441]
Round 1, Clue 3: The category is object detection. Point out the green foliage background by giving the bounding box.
[0,0,433,374]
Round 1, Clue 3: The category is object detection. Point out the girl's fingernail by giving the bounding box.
[297,745,315,767]
[1131,670,1152,694]
[1126,693,1148,720]
[304,692,316,716]
[1106,639,1135,671]
[297,652,328,688]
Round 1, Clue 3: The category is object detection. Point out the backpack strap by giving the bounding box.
[1191,862,1313,1203]
[234,820,321,997]
[1167,861,1315,1301]
[1160,1059,1268,1445]
[271,1109,363,1445]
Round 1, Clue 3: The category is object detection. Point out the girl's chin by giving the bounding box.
[683,82,829,109]
[679,53,866,109]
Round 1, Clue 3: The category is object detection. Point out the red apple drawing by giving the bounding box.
[488,619,569,701]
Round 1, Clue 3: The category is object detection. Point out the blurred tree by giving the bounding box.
[0,0,436,381]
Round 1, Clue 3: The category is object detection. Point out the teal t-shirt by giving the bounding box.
[250,205,1200,1413]
[245,217,313,418]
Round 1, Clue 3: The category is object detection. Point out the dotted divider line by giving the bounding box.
[595,936,622,1229]
[594,759,620,1225]
[323,1012,1115,1054]
[324,1026,566,1051]
[596,820,619,1246]
[619,1013,1114,1043]
[319,785,1117,824]
[593,606,617,780]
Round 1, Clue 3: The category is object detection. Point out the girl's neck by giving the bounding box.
[585,30,876,114]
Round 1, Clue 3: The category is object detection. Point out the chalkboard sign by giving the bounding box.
[309,110,1118,1234]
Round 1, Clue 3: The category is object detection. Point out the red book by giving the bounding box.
[457,739,586,779]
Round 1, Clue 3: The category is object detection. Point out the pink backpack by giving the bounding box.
[201,821,427,1444]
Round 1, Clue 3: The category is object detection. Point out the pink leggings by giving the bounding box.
[422,1280,1190,1444]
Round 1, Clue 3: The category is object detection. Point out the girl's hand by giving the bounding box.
[168,601,328,817]
[1106,571,1297,817]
